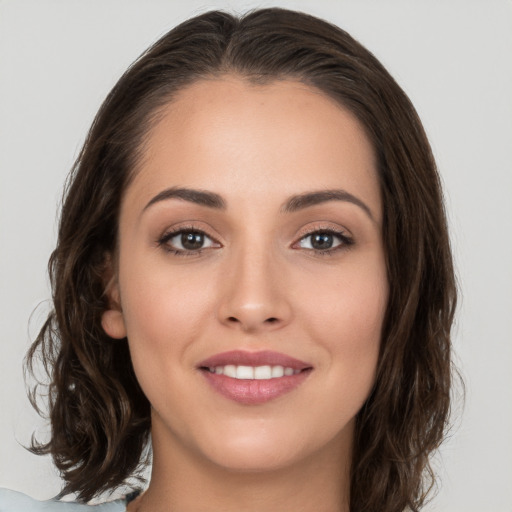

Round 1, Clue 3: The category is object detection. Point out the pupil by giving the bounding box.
[312,233,333,250]
[181,232,204,250]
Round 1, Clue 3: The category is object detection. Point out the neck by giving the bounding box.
[130,415,352,512]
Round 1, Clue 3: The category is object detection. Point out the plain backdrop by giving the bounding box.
[1,0,511,510]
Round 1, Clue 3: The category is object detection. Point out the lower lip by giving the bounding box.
[201,369,312,405]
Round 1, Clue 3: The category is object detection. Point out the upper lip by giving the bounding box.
[198,350,312,370]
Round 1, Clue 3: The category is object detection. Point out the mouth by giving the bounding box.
[204,364,303,379]
[198,350,313,405]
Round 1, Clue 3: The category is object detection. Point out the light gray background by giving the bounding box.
[1,0,511,510]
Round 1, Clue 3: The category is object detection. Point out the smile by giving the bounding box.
[198,350,313,405]
[206,365,301,379]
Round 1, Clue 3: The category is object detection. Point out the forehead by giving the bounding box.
[128,76,381,220]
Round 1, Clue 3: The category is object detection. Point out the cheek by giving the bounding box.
[298,254,388,389]
[304,254,387,338]
[120,259,212,335]
[117,267,215,416]
[117,261,219,385]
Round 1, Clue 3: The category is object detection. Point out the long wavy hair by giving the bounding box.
[26,8,457,511]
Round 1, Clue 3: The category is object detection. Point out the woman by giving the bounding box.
[0,7,456,512]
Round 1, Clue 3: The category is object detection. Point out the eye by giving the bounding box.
[296,229,353,254]
[159,229,219,255]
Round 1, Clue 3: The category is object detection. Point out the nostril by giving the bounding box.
[222,313,284,329]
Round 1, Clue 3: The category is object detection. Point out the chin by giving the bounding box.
[195,417,350,474]
[205,438,304,473]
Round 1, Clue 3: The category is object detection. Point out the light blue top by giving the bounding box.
[0,489,131,511]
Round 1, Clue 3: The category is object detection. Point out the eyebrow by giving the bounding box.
[143,187,226,212]
[143,186,374,221]
[282,189,375,220]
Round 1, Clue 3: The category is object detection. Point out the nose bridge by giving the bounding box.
[217,234,292,331]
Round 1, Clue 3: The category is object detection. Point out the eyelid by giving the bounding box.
[156,222,353,257]
[291,224,354,254]
[157,223,222,255]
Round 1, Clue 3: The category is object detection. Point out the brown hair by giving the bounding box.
[26,8,457,511]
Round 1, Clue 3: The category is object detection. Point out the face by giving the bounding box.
[102,77,388,473]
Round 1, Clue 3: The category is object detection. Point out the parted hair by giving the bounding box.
[26,8,457,511]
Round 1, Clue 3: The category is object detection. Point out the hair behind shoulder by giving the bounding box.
[26,8,457,510]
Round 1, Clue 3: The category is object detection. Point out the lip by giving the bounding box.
[198,350,313,405]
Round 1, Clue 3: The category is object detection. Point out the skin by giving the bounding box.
[102,77,388,512]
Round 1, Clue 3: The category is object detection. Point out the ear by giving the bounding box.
[101,254,127,340]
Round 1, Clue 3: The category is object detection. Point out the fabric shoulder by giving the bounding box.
[0,489,127,511]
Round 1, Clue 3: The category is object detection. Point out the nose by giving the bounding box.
[216,245,293,333]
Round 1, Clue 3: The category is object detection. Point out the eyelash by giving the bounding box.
[294,227,354,256]
[157,226,354,257]
[157,225,219,257]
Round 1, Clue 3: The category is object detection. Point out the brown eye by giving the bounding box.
[159,229,218,254]
[181,232,205,250]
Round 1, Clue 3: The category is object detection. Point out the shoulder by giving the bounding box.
[0,489,127,511]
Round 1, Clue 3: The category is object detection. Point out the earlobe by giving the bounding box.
[101,308,127,339]
[101,253,127,339]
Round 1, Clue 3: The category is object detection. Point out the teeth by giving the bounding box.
[236,365,254,379]
[223,365,236,378]
[254,365,271,379]
[271,365,284,378]
[207,365,301,380]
